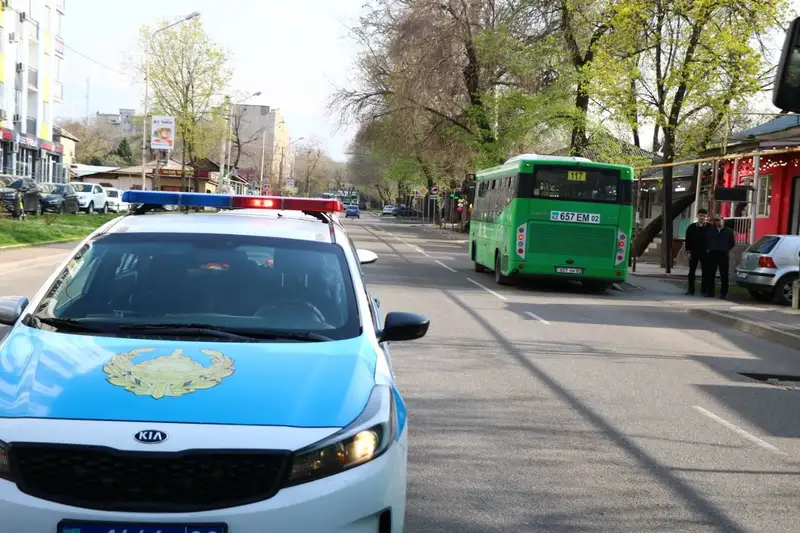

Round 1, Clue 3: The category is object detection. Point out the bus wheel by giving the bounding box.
[494,253,512,286]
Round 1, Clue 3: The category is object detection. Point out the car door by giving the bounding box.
[93,185,105,207]
[64,185,79,213]
[22,179,39,211]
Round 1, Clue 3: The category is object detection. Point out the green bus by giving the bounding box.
[469,154,634,290]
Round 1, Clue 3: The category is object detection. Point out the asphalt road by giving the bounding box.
[2,222,800,532]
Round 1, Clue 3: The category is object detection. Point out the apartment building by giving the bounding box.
[96,108,135,134]
[0,0,66,182]
[232,104,289,191]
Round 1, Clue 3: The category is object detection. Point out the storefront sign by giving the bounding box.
[156,168,194,177]
[18,133,38,149]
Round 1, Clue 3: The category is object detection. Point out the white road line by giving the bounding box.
[435,260,457,272]
[692,406,784,454]
[391,234,432,258]
[525,311,551,324]
[466,277,508,301]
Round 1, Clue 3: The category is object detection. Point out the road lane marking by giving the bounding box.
[692,406,784,454]
[466,277,508,301]
[525,311,551,324]
[392,234,432,258]
[435,260,457,272]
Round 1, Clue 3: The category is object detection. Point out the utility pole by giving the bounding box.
[259,129,267,194]
[85,78,90,126]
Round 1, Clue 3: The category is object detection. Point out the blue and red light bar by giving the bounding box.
[122,191,344,213]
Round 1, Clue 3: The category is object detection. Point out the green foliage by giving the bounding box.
[138,18,231,163]
[114,138,136,165]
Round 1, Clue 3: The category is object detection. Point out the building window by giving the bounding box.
[14,89,21,116]
[46,6,51,29]
[56,12,63,37]
[757,174,772,217]
[43,102,49,125]
[55,56,62,81]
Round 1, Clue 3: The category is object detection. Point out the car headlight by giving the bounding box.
[0,440,10,480]
[284,385,397,487]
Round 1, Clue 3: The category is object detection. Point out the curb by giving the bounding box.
[688,308,800,350]
[0,239,79,251]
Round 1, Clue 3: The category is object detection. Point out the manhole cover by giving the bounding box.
[739,373,800,391]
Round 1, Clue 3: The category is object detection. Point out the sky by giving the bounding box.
[56,0,364,161]
[57,0,800,161]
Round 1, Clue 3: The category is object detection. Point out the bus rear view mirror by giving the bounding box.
[773,16,800,112]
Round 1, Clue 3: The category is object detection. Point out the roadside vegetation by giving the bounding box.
[0,213,120,247]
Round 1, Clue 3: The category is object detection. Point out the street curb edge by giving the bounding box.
[0,239,79,251]
[688,308,800,350]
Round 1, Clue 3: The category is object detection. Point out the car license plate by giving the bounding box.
[555,266,584,274]
[550,211,601,224]
[59,521,227,533]
[736,271,748,279]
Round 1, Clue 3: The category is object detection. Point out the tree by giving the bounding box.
[588,0,788,263]
[228,101,267,170]
[57,119,120,165]
[114,138,136,165]
[138,17,231,191]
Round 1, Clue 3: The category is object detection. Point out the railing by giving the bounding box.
[26,117,36,135]
[55,37,64,56]
[28,68,38,88]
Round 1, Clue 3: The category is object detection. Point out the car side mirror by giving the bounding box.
[0,296,29,326]
[357,249,378,265]
[378,311,429,342]
[774,16,800,112]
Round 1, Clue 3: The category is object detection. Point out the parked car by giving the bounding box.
[1,178,43,216]
[345,204,360,218]
[394,206,422,217]
[735,234,800,305]
[382,204,394,215]
[104,187,129,213]
[69,182,109,214]
[39,183,80,214]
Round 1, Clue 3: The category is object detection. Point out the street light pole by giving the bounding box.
[140,11,200,191]
[259,129,267,193]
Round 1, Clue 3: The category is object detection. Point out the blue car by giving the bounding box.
[345,204,360,218]
[0,192,430,533]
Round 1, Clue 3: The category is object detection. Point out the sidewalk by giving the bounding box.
[688,305,800,351]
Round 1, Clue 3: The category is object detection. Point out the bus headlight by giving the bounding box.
[284,385,397,487]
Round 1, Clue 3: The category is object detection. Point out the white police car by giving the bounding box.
[0,191,429,533]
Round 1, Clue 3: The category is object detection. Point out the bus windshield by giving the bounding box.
[526,166,622,204]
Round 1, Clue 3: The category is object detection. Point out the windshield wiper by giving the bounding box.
[118,323,257,341]
[119,324,332,342]
[30,316,114,333]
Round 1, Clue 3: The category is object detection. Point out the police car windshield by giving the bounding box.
[31,232,361,342]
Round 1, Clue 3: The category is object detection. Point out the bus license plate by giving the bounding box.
[555,267,584,274]
[59,522,226,533]
[550,211,600,224]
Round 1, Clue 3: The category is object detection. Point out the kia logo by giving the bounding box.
[134,430,168,444]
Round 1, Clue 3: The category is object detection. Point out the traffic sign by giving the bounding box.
[417,186,428,196]
[430,186,439,196]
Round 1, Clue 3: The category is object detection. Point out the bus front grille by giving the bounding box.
[528,222,615,259]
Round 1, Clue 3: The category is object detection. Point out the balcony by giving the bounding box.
[26,117,36,135]
[28,68,38,89]
[55,37,64,56]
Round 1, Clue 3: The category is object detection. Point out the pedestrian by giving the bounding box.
[684,208,711,295]
[704,215,736,299]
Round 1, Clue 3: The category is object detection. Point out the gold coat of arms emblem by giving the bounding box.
[102,347,235,399]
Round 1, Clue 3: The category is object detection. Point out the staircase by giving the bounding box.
[639,237,662,264]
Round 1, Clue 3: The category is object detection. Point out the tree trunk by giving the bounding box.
[570,85,590,156]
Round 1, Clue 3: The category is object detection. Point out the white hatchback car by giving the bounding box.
[382,204,394,216]
[735,234,800,305]
[69,182,108,215]
[104,188,129,213]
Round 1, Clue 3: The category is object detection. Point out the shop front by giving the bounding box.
[0,129,64,183]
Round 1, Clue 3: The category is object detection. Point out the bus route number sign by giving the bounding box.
[550,211,600,224]
[567,171,587,182]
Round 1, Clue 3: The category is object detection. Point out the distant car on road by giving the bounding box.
[345,204,360,218]
[104,187,129,213]
[382,204,394,215]
[735,234,800,305]
[394,206,421,217]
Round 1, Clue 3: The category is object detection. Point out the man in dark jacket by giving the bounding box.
[704,215,736,298]
[684,208,710,295]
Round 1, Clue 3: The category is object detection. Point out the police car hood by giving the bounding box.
[0,325,377,428]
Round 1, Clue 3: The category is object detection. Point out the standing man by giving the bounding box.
[684,208,710,295]
[704,215,736,298]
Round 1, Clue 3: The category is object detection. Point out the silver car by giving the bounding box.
[735,235,800,305]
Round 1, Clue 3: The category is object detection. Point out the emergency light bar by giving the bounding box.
[122,191,345,212]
